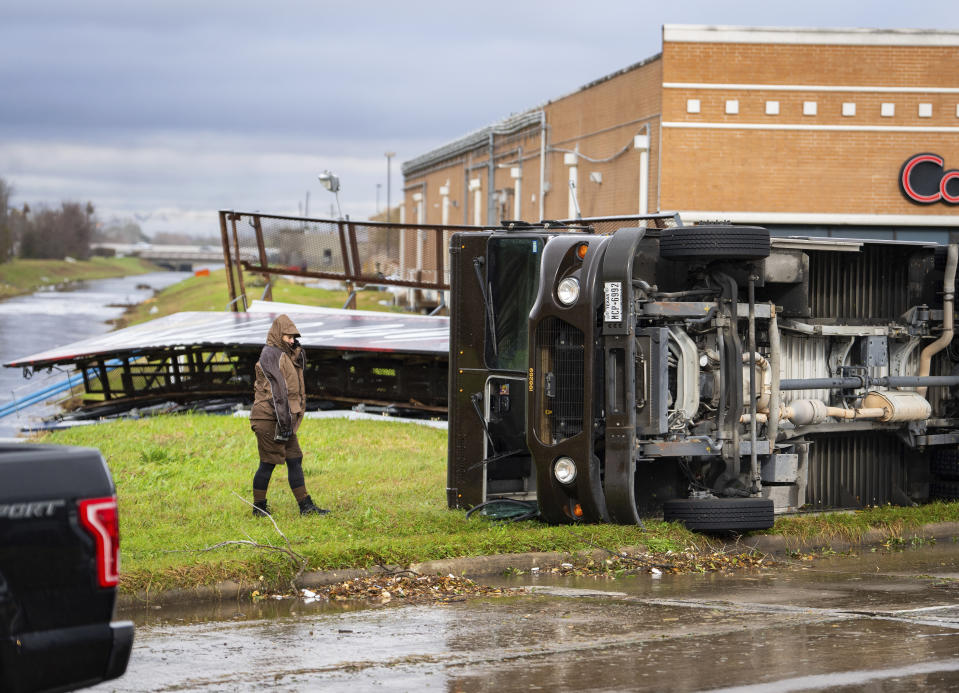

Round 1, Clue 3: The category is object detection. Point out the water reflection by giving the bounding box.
[0,271,192,439]
[103,544,959,691]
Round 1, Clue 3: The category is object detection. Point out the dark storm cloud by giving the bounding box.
[6,0,953,141]
[0,1,610,141]
[1,0,956,233]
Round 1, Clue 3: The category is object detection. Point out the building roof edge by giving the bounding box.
[402,54,662,177]
[663,24,959,47]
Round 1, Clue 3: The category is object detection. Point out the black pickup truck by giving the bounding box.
[0,444,133,692]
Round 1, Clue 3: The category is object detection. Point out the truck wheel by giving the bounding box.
[930,480,959,501]
[931,449,959,480]
[662,497,774,531]
[661,225,770,261]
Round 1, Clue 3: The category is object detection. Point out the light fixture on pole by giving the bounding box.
[317,170,342,219]
[385,151,395,223]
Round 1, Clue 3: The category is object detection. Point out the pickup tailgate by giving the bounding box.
[0,444,133,693]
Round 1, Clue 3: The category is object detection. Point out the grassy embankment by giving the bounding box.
[119,268,404,326]
[21,262,959,595]
[38,415,692,595]
[0,257,159,300]
[36,415,959,596]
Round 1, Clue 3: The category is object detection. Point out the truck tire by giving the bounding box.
[931,449,959,480]
[930,480,959,501]
[662,497,774,531]
[661,225,770,261]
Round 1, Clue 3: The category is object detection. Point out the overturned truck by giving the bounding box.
[447,215,959,530]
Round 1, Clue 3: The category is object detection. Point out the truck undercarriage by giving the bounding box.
[447,216,959,530]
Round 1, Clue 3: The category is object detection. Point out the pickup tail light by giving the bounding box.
[78,496,120,588]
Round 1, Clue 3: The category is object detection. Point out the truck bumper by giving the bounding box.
[1,620,134,693]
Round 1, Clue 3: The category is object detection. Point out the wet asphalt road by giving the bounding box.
[98,542,959,692]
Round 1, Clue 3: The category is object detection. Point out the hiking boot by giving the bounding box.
[252,499,271,518]
[298,495,329,516]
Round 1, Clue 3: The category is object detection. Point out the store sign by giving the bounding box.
[900,153,959,205]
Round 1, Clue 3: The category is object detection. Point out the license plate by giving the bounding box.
[604,281,622,322]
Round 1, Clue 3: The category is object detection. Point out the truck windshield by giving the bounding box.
[485,236,541,372]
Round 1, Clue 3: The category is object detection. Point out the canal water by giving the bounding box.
[0,271,194,440]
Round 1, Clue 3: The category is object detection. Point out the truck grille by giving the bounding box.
[535,317,585,442]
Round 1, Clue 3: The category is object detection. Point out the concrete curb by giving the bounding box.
[116,521,959,609]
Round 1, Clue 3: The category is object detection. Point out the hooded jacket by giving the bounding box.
[251,314,306,436]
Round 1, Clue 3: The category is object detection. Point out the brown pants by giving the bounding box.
[251,418,303,465]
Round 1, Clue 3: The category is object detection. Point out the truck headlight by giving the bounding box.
[553,457,577,484]
[557,277,580,305]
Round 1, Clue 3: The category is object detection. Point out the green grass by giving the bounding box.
[119,269,405,326]
[36,414,959,596]
[769,502,959,544]
[0,257,158,299]
[38,414,693,595]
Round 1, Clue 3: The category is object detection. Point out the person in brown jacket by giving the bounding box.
[250,314,328,517]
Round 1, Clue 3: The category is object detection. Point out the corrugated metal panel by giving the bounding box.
[807,246,911,320]
[5,309,450,369]
[806,433,907,508]
[779,334,833,403]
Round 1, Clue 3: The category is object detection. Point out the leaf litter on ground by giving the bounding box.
[512,546,776,579]
[287,574,521,606]
[255,546,776,605]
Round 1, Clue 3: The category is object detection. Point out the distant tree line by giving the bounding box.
[0,176,145,263]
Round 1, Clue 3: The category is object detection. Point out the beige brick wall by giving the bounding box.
[662,128,958,215]
[662,40,959,216]
[663,43,959,89]
[404,57,663,231]
[402,30,959,277]
[542,58,662,219]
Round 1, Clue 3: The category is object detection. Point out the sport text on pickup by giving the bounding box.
[1,444,133,692]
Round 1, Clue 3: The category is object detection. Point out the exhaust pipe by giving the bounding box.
[918,244,958,398]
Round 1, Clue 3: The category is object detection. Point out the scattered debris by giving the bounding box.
[255,574,525,606]
[510,547,775,578]
[250,548,775,605]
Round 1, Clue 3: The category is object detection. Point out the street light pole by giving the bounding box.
[385,151,395,223]
[317,170,342,219]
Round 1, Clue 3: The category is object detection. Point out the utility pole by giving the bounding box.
[385,151,395,223]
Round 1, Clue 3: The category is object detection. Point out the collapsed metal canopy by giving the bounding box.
[5,308,449,369]
[4,307,451,414]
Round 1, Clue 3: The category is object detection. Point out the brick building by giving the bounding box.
[399,24,959,284]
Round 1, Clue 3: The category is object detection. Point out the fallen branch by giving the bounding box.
[231,492,309,591]
[161,494,310,593]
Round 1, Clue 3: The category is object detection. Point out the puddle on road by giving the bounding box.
[102,542,959,692]
[120,542,959,629]
[484,540,959,615]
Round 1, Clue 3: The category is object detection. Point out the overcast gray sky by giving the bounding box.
[1,1,956,238]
